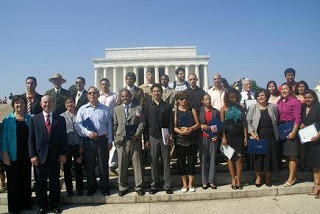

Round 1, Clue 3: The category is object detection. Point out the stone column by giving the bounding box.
[203,65,209,91]
[113,67,117,92]
[144,67,147,84]
[155,66,159,83]
[185,65,189,79]
[165,66,169,76]
[133,67,139,87]
[103,68,107,78]
[94,68,98,88]
[175,66,179,81]
[195,65,200,87]
[123,67,127,88]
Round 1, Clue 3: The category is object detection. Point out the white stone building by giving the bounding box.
[93,46,210,92]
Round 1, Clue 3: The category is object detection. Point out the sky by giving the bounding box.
[0,0,319,98]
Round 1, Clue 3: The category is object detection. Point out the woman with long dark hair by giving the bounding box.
[266,81,280,105]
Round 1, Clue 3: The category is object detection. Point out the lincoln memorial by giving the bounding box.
[93,46,210,92]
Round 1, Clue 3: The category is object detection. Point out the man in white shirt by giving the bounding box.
[207,74,226,111]
[240,78,255,107]
[98,78,118,174]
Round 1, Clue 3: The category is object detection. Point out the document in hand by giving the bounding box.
[204,117,224,138]
[161,128,170,145]
[247,139,268,154]
[298,123,319,144]
[83,117,97,133]
[219,144,235,160]
[244,99,257,110]
[125,124,138,140]
[278,121,294,140]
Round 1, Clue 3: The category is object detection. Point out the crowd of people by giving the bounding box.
[0,68,320,214]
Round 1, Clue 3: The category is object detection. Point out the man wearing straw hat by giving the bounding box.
[45,73,71,114]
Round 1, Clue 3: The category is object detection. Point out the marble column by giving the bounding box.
[185,65,189,79]
[103,68,107,78]
[175,66,179,81]
[123,67,127,88]
[203,65,209,91]
[195,65,200,87]
[165,66,169,76]
[133,67,139,87]
[94,68,98,88]
[155,66,159,83]
[144,67,147,84]
[113,67,117,92]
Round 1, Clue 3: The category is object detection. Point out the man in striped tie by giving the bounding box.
[22,76,42,115]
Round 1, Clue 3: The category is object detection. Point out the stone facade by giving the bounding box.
[93,46,210,92]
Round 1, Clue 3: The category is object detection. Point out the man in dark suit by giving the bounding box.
[113,89,145,197]
[73,76,88,112]
[28,95,67,214]
[45,73,71,114]
[119,72,144,106]
[160,74,176,109]
[22,76,42,115]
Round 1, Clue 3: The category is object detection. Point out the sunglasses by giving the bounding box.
[178,97,188,101]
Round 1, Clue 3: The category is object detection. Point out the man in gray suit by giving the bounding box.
[113,89,145,196]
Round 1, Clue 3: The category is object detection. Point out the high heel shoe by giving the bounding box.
[237,184,243,190]
[210,183,217,189]
[309,183,320,195]
[255,183,263,187]
[231,185,237,190]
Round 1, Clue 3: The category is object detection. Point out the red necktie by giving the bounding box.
[247,92,252,100]
[45,114,51,136]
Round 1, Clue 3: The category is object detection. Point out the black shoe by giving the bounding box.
[210,184,217,189]
[202,184,209,190]
[102,190,110,196]
[255,183,263,188]
[67,191,74,197]
[149,189,158,195]
[266,183,272,187]
[237,184,243,190]
[118,189,129,197]
[51,207,62,213]
[165,189,173,194]
[136,189,145,196]
[87,190,96,196]
[38,208,47,214]
[77,190,83,196]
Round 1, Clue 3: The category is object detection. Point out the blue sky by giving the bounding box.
[0,0,319,98]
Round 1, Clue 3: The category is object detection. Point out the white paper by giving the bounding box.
[244,99,257,110]
[161,128,170,145]
[298,124,319,144]
[219,144,235,160]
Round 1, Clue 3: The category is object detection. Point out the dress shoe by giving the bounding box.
[67,192,74,197]
[149,188,158,195]
[118,189,129,197]
[38,208,47,214]
[50,207,62,213]
[284,178,297,187]
[202,184,209,190]
[210,184,217,189]
[166,189,173,194]
[87,190,96,196]
[136,189,145,196]
[255,183,263,188]
[237,184,243,190]
[265,183,272,187]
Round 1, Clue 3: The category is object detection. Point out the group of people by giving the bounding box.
[0,67,320,214]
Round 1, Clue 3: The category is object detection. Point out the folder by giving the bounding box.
[298,123,319,144]
[247,139,268,154]
[278,121,294,140]
[219,144,235,160]
[83,117,97,133]
[125,124,138,140]
[203,117,224,138]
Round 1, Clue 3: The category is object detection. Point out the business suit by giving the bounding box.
[74,90,88,112]
[45,88,71,114]
[28,112,67,210]
[21,92,43,115]
[162,87,176,109]
[113,103,145,192]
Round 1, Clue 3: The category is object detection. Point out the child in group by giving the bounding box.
[220,88,248,190]
[199,94,221,189]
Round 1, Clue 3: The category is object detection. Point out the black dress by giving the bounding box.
[254,109,280,172]
[302,102,320,168]
[6,120,32,213]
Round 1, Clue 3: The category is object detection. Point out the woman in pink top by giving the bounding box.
[277,83,301,187]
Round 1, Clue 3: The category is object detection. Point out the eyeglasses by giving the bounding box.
[88,92,98,95]
[178,98,188,101]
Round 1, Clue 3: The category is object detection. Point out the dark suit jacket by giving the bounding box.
[73,90,88,112]
[302,102,320,126]
[21,92,43,115]
[45,88,71,114]
[28,112,67,164]
[118,86,145,106]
